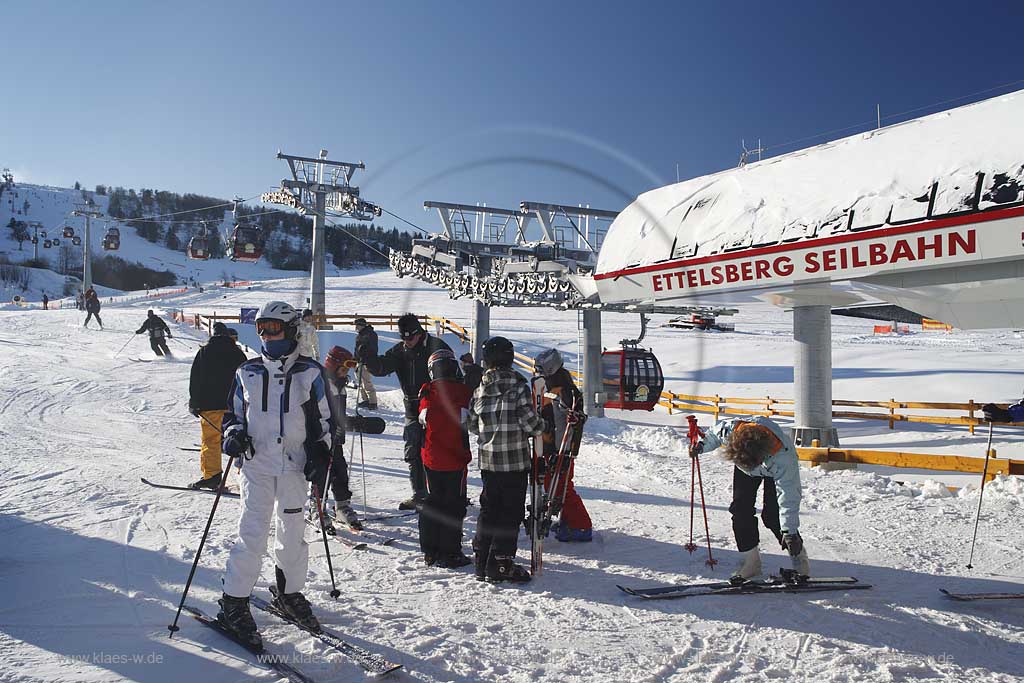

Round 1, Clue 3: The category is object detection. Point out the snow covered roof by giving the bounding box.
[596,90,1024,276]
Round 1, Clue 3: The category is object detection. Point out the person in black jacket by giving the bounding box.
[353,318,379,410]
[460,352,483,393]
[83,291,102,328]
[136,310,172,356]
[359,313,452,510]
[188,322,248,489]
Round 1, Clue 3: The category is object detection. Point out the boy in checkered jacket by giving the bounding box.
[468,336,544,583]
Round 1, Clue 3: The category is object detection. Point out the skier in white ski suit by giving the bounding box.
[218,301,334,644]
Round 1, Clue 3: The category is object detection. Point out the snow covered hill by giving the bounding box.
[0,181,336,303]
[0,270,1021,683]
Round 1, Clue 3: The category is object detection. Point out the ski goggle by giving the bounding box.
[256,319,286,336]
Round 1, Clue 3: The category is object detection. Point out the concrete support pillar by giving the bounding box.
[473,299,490,362]
[308,190,327,318]
[582,308,605,418]
[792,304,841,451]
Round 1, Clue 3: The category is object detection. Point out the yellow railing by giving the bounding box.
[797,441,1024,482]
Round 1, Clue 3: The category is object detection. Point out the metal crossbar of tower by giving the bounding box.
[264,150,381,318]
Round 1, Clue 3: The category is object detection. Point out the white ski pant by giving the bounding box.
[223,467,309,598]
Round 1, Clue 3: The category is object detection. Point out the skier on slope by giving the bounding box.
[217,301,333,646]
[417,348,473,569]
[187,322,247,490]
[83,290,102,329]
[297,309,319,360]
[308,345,363,531]
[359,313,453,510]
[532,348,592,542]
[690,415,810,582]
[468,336,544,583]
[136,310,173,356]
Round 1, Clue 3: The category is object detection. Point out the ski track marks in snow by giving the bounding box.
[0,277,1022,683]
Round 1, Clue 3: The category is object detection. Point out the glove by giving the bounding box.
[982,403,1012,422]
[782,532,803,557]
[222,427,250,458]
[566,409,585,426]
[167,332,173,338]
[187,401,199,418]
[303,440,331,485]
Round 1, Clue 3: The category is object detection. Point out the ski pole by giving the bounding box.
[353,363,369,513]
[168,453,238,637]
[966,421,995,570]
[685,415,717,568]
[311,462,342,599]
[113,333,137,358]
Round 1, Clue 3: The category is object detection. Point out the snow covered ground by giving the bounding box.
[0,269,1021,683]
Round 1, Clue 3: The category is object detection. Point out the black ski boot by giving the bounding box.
[273,567,320,631]
[473,537,488,581]
[217,594,262,649]
[335,502,363,531]
[189,472,222,491]
[436,552,473,569]
[486,555,532,584]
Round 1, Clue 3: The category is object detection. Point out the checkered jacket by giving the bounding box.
[468,368,544,472]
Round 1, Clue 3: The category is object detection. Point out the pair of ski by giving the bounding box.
[184,586,402,679]
[618,574,871,599]
[528,377,578,575]
[140,477,240,498]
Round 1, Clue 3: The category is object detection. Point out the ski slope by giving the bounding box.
[0,270,1022,683]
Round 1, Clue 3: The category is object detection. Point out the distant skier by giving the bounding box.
[690,415,809,582]
[218,300,333,647]
[460,352,483,393]
[360,313,452,510]
[468,336,544,583]
[83,290,102,329]
[297,308,319,359]
[533,348,591,542]
[136,310,172,356]
[187,322,247,490]
[312,345,363,531]
[42,293,49,310]
[417,348,473,568]
[353,318,378,410]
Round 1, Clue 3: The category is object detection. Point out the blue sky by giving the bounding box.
[4,1,1023,231]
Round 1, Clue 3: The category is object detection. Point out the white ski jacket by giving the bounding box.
[223,346,333,478]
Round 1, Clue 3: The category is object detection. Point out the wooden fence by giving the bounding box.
[797,440,1024,482]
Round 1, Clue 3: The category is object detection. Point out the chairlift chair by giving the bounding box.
[600,314,664,411]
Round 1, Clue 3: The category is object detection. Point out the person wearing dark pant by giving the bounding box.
[136,310,172,357]
[729,467,783,552]
[359,313,452,510]
[420,468,469,564]
[474,470,529,576]
[417,348,473,568]
[468,337,544,583]
[403,406,428,499]
[691,415,808,581]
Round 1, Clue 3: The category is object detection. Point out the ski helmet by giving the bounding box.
[427,348,460,381]
[302,308,313,319]
[324,345,354,373]
[481,336,514,369]
[534,348,563,377]
[255,300,300,339]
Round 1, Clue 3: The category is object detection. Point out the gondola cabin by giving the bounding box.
[52,238,60,246]
[72,235,82,246]
[102,227,120,251]
[600,345,664,411]
[229,226,263,263]
[43,239,52,249]
[62,226,75,238]
[187,235,210,260]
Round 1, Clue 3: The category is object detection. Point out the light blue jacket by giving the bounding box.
[698,416,802,533]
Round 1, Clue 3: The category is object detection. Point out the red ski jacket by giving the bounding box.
[418,379,472,471]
